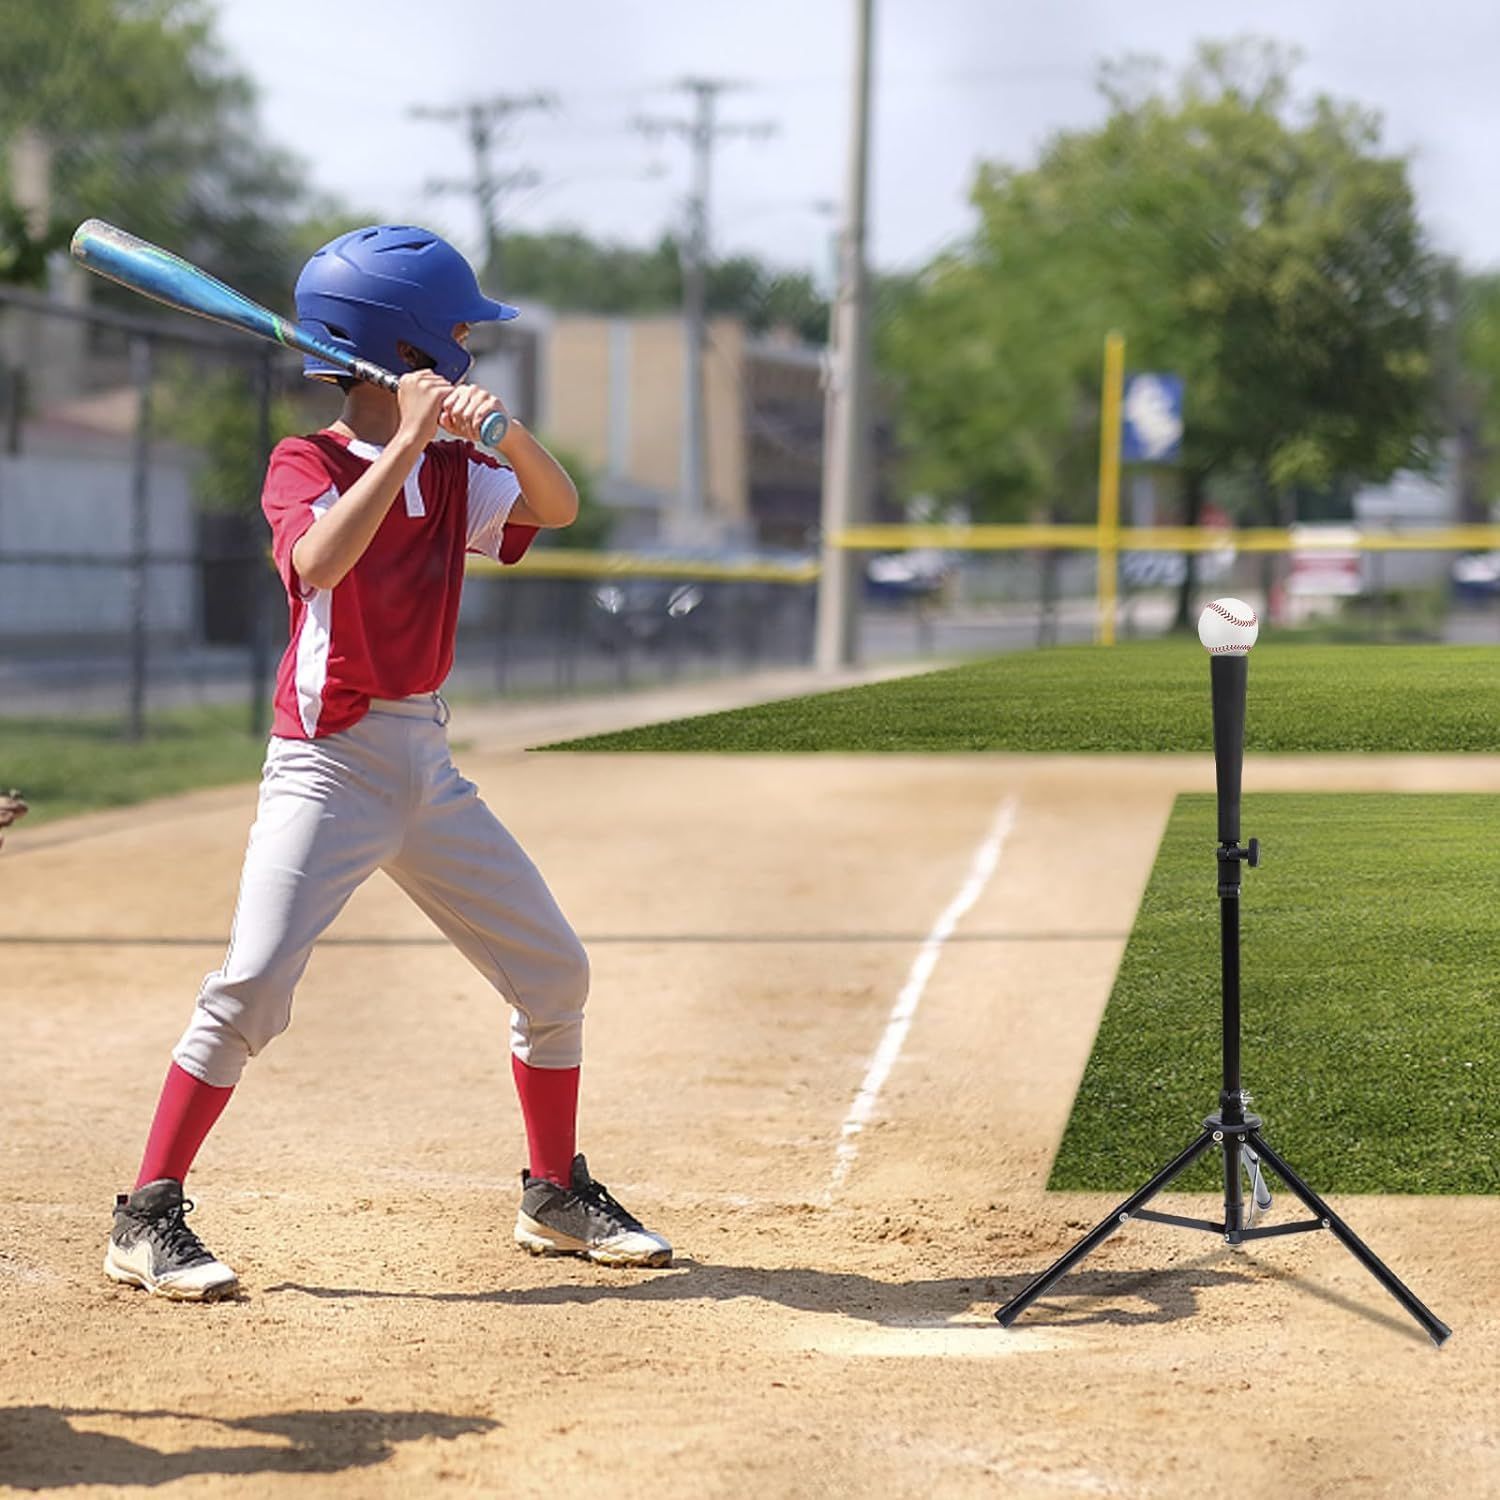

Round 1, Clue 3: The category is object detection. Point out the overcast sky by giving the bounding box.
[215,0,1500,284]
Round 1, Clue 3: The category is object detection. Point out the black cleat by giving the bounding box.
[103,1178,238,1301]
[514,1153,672,1267]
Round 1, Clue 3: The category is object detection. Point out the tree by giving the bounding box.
[882,40,1438,625]
[497,230,680,315]
[0,192,69,287]
[496,228,831,343]
[165,360,301,515]
[533,439,611,549]
[0,0,317,303]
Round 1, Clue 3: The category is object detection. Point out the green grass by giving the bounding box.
[0,707,267,828]
[546,642,1500,753]
[1050,793,1497,1194]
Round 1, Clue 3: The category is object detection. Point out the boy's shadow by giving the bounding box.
[0,1407,497,1490]
[266,1254,1253,1331]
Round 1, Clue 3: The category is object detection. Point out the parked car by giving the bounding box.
[585,547,817,662]
[589,579,714,651]
[864,550,951,602]
[1452,551,1500,601]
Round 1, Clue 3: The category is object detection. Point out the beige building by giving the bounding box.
[483,311,827,549]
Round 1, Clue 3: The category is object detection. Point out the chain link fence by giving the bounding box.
[0,288,819,736]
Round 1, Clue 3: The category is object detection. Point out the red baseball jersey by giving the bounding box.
[261,430,533,739]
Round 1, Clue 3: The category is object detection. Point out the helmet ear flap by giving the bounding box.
[396,341,438,372]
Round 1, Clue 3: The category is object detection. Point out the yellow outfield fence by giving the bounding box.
[468,549,820,583]
[467,524,1500,586]
[829,524,1500,554]
[829,523,1500,643]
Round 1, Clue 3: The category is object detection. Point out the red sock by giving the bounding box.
[511,1056,579,1186]
[135,1062,234,1189]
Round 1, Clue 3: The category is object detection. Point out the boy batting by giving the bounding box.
[105,226,670,1300]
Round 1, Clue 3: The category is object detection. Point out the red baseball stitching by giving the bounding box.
[1205,600,1257,629]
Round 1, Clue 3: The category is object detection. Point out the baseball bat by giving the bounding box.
[69,219,509,449]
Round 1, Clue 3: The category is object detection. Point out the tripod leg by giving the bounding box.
[997,1129,1218,1328]
[1243,1147,1272,1217]
[1250,1133,1452,1347]
[1222,1131,1245,1244]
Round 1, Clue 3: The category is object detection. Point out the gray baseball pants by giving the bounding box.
[172,694,588,1087]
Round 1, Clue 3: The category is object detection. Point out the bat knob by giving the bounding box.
[479,410,511,449]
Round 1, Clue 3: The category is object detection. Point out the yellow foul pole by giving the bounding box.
[1096,331,1125,645]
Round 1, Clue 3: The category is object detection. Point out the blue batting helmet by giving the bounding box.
[293,225,517,384]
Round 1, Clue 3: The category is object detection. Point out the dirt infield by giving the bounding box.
[1,748,1496,1498]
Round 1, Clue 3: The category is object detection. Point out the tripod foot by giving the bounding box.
[996,1129,1218,1328]
[995,1125,1450,1347]
[1250,1133,1451,1347]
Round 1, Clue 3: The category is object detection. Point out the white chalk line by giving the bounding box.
[793,1320,1072,1360]
[827,794,1020,1197]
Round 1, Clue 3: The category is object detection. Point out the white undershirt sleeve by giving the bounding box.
[465,457,523,561]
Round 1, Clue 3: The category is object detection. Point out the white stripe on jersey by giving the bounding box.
[466,457,522,559]
[347,437,426,516]
[403,453,426,516]
[294,489,338,737]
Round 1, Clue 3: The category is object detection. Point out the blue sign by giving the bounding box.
[1121,373,1184,463]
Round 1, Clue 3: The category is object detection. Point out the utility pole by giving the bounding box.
[637,80,774,543]
[8,125,52,240]
[815,0,876,671]
[410,92,554,285]
[4,124,89,408]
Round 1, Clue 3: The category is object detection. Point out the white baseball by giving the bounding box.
[1197,597,1259,655]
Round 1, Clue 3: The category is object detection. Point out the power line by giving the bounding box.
[635,78,776,540]
[408,92,556,285]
